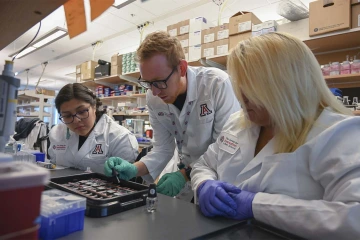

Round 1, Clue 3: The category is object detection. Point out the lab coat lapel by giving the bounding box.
[235,132,275,185]
[67,130,79,157]
[178,67,197,128]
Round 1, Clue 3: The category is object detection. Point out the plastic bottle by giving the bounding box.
[322,64,330,76]
[341,61,351,75]
[352,59,360,74]
[146,183,158,213]
[330,62,340,76]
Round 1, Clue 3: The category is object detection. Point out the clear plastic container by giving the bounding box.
[322,64,330,76]
[39,189,86,240]
[330,62,340,76]
[352,59,360,74]
[341,61,351,75]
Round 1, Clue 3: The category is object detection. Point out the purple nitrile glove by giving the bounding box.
[228,190,256,220]
[197,180,241,218]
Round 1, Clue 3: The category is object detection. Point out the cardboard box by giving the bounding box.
[76,65,81,74]
[81,61,97,81]
[229,32,252,50]
[309,0,351,36]
[229,12,262,35]
[111,65,122,76]
[216,23,229,40]
[262,20,278,34]
[183,47,189,61]
[252,23,263,36]
[167,24,178,36]
[352,3,360,28]
[190,17,211,32]
[202,42,215,58]
[40,89,56,96]
[202,28,216,44]
[76,74,81,82]
[189,45,202,61]
[111,54,122,66]
[178,20,190,35]
[215,39,229,56]
[189,31,202,46]
[177,34,189,48]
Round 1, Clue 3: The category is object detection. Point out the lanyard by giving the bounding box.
[168,100,194,168]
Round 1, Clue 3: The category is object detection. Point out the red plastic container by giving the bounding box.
[0,160,49,240]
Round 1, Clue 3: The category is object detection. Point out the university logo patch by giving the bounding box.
[200,103,213,117]
[92,144,104,154]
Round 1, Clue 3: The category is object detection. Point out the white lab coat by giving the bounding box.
[191,108,360,240]
[48,114,138,173]
[141,66,240,182]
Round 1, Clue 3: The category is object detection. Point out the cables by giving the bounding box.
[35,62,48,94]
[12,21,42,61]
[137,21,152,44]
[24,69,30,91]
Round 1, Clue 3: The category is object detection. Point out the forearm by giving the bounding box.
[134,161,149,176]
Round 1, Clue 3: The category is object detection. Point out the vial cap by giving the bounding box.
[148,183,157,198]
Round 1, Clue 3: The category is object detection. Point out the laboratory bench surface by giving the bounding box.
[49,169,301,240]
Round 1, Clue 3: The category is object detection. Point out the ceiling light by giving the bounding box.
[9,27,68,59]
[112,0,136,9]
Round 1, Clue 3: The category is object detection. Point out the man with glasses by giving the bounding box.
[48,83,138,173]
[104,31,240,199]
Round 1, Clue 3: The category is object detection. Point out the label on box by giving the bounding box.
[204,48,214,57]
[180,39,189,48]
[204,33,215,43]
[217,30,229,40]
[180,25,189,35]
[169,29,177,37]
[217,44,228,55]
[238,21,251,33]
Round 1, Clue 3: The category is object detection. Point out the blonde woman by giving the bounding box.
[191,33,360,239]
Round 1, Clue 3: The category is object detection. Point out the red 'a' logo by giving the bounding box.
[200,104,213,117]
[92,144,104,154]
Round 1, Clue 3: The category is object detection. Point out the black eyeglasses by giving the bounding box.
[59,108,90,124]
[138,67,176,89]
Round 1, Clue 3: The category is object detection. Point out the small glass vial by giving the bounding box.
[146,183,158,213]
[351,59,360,74]
[322,64,331,76]
[341,61,351,75]
[330,62,340,76]
[352,97,358,105]
[343,96,350,106]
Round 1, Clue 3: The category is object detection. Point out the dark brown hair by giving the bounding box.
[55,83,105,121]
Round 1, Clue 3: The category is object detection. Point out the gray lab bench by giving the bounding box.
[49,169,301,240]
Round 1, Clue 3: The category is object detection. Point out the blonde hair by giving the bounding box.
[136,31,185,68]
[227,32,352,153]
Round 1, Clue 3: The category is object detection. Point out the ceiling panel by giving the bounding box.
[252,2,283,22]
[108,3,156,25]
[188,2,222,24]
[94,12,135,32]
[133,0,183,16]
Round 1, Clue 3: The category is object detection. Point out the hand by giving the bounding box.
[156,171,186,197]
[330,88,342,97]
[104,157,138,181]
[228,190,256,221]
[197,180,241,218]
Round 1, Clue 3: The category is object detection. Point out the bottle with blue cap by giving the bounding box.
[146,183,157,213]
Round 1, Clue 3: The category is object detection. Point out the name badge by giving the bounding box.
[52,144,67,153]
[91,143,106,157]
[218,132,239,154]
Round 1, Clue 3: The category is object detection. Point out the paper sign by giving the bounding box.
[89,0,114,21]
[64,0,87,39]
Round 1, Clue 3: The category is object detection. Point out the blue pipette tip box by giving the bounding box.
[39,189,86,240]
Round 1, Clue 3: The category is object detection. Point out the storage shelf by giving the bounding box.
[95,75,128,84]
[188,59,205,67]
[113,112,149,116]
[206,54,227,70]
[100,95,137,101]
[325,74,360,88]
[17,103,52,108]
[17,113,51,117]
[130,93,146,98]
[304,28,360,54]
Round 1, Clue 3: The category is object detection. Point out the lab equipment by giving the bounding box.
[343,96,350,105]
[104,157,138,181]
[0,162,49,239]
[39,189,86,240]
[228,190,256,221]
[146,183,158,213]
[156,171,187,197]
[36,161,56,169]
[0,60,20,155]
[49,173,148,217]
[112,168,120,183]
[352,97,358,105]
[352,59,360,74]
[197,180,240,218]
[330,62,340,76]
[123,119,144,137]
[341,61,351,75]
[330,88,342,97]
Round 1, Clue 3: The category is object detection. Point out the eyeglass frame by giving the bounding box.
[59,108,90,124]
[138,67,177,89]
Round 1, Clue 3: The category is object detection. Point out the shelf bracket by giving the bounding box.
[205,59,226,70]
[120,75,140,85]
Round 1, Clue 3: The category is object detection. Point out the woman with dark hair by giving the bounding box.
[48,83,138,173]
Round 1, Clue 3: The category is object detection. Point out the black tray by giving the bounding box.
[49,173,148,218]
